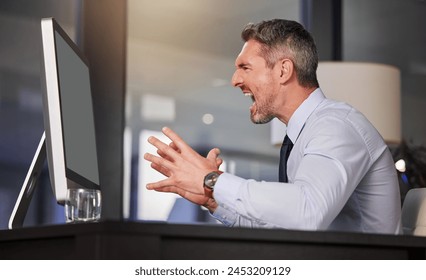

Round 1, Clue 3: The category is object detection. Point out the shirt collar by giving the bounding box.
[286,88,325,143]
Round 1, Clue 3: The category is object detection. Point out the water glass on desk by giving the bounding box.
[65,188,101,223]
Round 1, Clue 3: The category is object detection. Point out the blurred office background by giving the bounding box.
[1,0,426,229]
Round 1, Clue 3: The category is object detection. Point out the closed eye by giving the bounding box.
[237,63,251,71]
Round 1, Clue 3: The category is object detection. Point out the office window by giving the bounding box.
[343,0,426,146]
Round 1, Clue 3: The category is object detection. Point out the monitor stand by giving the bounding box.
[8,132,46,229]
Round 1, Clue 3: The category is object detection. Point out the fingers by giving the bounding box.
[155,141,180,165]
[144,152,175,172]
[145,177,174,190]
[161,127,195,155]
[207,148,221,160]
[207,148,223,169]
[216,157,223,168]
[150,162,171,177]
[169,141,181,153]
[162,127,184,145]
[147,129,186,164]
[147,135,180,162]
[157,148,174,162]
[147,184,210,206]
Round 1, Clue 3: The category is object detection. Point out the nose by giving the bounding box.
[231,70,242,87]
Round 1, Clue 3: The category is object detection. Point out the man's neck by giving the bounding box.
[277,86,317,125]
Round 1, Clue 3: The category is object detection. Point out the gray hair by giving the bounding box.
[241,19,319,88]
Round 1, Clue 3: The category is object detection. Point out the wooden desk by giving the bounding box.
[1,221,425,259]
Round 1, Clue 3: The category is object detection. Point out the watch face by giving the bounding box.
[204,172,220,188]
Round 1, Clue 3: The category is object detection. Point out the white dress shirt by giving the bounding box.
[212,88,402,234]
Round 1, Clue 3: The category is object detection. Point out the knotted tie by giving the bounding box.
[279,135,294,183]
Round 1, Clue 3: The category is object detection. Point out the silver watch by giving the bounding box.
[203,171,221,191]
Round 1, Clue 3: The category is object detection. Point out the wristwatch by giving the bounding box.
[203,171,222,198]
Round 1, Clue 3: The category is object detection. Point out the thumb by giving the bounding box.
[207,148,223,169]
[207,148,221,160]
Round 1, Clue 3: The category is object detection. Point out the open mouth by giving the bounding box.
[244,92,256,115]
[244,92,255,103]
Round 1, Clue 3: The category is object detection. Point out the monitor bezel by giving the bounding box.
[40,17,100,205]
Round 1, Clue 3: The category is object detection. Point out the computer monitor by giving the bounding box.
[8,18,100,229]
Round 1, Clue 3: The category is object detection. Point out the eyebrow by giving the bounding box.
[236,62,251,69]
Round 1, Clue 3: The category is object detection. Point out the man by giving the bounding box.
[144,19,402,234]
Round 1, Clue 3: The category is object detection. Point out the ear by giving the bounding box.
[278,59,294,84]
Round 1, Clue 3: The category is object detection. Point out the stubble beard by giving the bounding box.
[250,96,275,124]
[251,113,274,124]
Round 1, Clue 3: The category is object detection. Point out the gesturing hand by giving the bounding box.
[144,127,222,208]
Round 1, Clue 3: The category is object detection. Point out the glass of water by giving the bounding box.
[65,188,101,223]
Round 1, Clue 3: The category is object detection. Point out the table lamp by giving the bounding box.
[271,61,401,146]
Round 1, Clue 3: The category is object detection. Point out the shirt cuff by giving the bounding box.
[210,173,247,225]
[211,204,236,226]
[214,172,246,210]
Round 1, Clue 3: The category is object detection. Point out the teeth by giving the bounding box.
[243,92,255,103]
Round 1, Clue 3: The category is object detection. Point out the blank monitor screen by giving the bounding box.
[54,27,99,187]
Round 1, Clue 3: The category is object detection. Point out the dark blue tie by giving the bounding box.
[279,135,293,183]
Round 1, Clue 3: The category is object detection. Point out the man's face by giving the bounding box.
[232,40,280,124]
